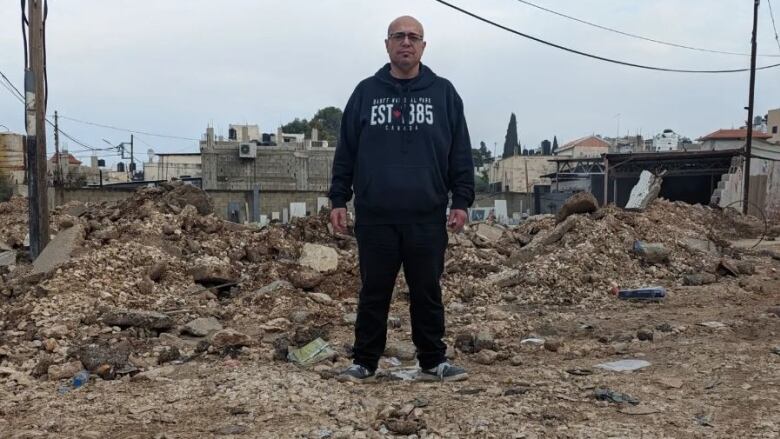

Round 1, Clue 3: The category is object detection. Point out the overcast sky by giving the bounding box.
[1,0,779,165]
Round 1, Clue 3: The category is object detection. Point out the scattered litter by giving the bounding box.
[617,286,666,301]
[286,338,336,367]
[619,405,660,415]
[520,338,545,345]
[698,321,727,329]
[595,359,651,372]
[594,388,639,405]
[566,368,594,376]
[386,367,419,382]
[633,241,670,264]
[57,370,90,394]
[694,412,714,427]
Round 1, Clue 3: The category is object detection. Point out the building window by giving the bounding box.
[773,126,778,134]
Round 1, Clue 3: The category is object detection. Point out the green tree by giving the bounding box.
[502,113,519,158]
[281,106,344,143]
[309,106,343,142]
[472,141,495,168]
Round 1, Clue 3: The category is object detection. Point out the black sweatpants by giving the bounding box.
[353,223,448,371]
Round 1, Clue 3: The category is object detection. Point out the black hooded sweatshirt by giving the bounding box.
[329,63,475,225]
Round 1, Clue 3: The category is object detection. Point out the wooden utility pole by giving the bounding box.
[25,0,50,258]
[54,110,61,186]
[743,0,760,215]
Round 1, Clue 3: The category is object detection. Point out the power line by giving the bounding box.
[514,0,780,58]
[57,115,200,141]
[769,0,780,54]
[432,0,780,73]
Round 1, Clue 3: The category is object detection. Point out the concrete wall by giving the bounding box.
[0,132,25,185]
[145,155,202,181]
[47,187,332,222]
[473,192,533,217]
[487,156,555,192]
[556,146,607,158]
[715,154,780,220]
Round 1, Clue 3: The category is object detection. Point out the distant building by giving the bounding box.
[487,155,556,193]
[555,135,610,158]
[652,129,682,152]
[698,129,773,151]
[143,153,202,181]
[200,124,334,192]
[768,108,780,144]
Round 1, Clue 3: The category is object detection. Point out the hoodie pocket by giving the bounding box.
[362,165,448,213]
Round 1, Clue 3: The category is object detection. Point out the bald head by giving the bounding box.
[387,16,424,37]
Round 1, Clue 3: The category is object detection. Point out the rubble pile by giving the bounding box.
[0,185,778,437]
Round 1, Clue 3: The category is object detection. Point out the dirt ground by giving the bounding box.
[1,187,779,438]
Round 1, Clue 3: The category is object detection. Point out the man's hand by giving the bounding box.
[330,207,348,234]
[447,208,467,233]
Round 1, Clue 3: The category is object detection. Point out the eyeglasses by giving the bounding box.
[388,32,424,44]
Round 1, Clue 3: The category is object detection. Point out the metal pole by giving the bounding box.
[743,0,760,215]
[130,134,134,181]
[603,157,610,206]
[54,110,61,186]
[25,0,50,258]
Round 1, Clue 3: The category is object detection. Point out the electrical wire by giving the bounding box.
[514,0,780,58]
[0,69,25,102]
[432,0,780,73]
[57,115,200,141]
[768,0,780,54]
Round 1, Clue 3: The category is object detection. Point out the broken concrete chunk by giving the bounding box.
[475,223,504,243]
[595,359,651,372]
[625,170,664,211]
[182,317,223,337]
[0,250,17,267]
[716,259,740,277]
[487,269,522,288]
[633,241,671,264]
[307,292,333,305]
[288,269,324,290]
[190,257,238,286]
[683,273,717,286]
[298,243,339,273]
[47,360,85,380]
[31,224,84,274]
[252,280,294,295]
[73,341,132,371]
[384,341,417,361]
[208,329,252,349]
[556,191,598,223]
[102,308,173,330]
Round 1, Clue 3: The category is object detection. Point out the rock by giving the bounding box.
[656,323,673,332]
[183,317,223,337]
[157,346,180,364]
[289,269,324,290]
[509,355,523,366]
[159,333,200,351]
[245,244,270,262]
[137,276,155,294]
[74,341,132,371]
[253,280,294,295]
[161,224,177,235]
[556,192,598,223]
[308,292,333,305]
[298,243,339,273]
[102,308,173,329]
[0,250,17,267]
[343,313,357,326]
[190,258,238,286]
[92,227,120,242]
[544,339,562,352]
[633,241,670,264]
[41,324,70,339]
[455,333,476,353]
[387,316,402,329]
[683,273,717,286]
[289,310,311,324]
[475,223,504,242]
[293,326,330,345]
[625,170,664,210]
[717,259,740,277]
[162,183,213,215]
[475,349,499,365]
[487,269,522,288]
[209,329,252,349]
[384,341,416,361]
[474,330,496,352]
[44,338,58,352]
[147,262,167,282]
[32,355,54,378]
[48,360,84,380]
[735,261,756,275]
[32,224,84,274]
[637,329,654,341]
[682,238,719,255]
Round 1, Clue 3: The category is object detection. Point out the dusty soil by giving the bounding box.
[0,186,778,438]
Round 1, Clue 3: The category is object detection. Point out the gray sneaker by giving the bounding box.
[337,364,376,383]
[418,362,468,382]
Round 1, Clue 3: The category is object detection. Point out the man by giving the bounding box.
[329,16,475,383]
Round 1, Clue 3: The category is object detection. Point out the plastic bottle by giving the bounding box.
[617,287,666,301]
[71,370,90,389]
